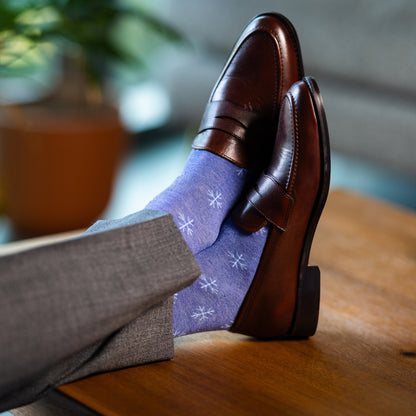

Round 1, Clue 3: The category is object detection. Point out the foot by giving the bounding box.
[231,77,331,338]
[146,13,304,255]
[192,12,304,170]
[173,78,330,338]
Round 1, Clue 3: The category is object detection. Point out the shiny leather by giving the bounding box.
[192,13,304,168]
[231,78,330,338]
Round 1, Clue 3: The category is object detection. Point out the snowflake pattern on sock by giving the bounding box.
[173,328,183,337]
[207,189,223,208]
[145,149,269,336]
[256,226,268,236]
[173,220,270,336]
[146,150,248,256]
[177,212,195,236]
[199,275,219,294]
[228,251,247,270]
[191,306,215,322]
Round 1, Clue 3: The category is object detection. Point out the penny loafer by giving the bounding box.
[230,77,331,339]
[192,12,304,169]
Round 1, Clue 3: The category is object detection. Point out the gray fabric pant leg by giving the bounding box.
[0,210,200,411]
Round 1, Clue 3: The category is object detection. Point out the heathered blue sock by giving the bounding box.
[146,148,268,334]
[146,149,247,255]
[173,219,269,336]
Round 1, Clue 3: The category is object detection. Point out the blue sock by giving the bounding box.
[146,148,267,335]
[173,219,269,336]
[146,150,247,255]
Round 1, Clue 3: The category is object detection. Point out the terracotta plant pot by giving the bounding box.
[0,104,126,236]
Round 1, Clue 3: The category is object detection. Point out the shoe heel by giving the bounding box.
[287,265,320,338]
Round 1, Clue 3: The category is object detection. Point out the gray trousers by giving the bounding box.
[0,210,200,412]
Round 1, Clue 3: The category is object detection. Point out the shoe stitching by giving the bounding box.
[259,28,283,129]
[282,95,295,190]
[287,92,299,195]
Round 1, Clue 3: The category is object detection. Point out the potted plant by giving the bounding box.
[0,0,183,236]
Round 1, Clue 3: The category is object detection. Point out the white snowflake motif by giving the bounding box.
[256,226,267,236]
[220,322,232,330]
[173,293,178,304]
[228,251,247,270]
[236,168,246,177]
[191,306,215,321]
[199,275,218,294]
[173,328,183,337]
[207,189,223,208]
[178,212,194,236]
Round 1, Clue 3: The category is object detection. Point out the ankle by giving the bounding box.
[146,150,247,255]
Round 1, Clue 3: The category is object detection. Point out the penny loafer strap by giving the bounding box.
[198,100,259,136]
[246,174,293,232]
[192,101,260,167]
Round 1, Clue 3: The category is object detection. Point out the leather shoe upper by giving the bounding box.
[231,79,322,234]
[192,13,304,168]
[230,78,329,338]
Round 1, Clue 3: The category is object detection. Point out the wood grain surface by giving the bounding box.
[57,190,416,415]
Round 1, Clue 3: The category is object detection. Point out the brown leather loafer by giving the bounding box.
[192,12,304,169]
[230,77,331,339]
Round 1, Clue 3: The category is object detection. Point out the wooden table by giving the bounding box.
[12,190,416,415]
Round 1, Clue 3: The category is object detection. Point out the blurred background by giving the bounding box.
[0,0,415,244]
